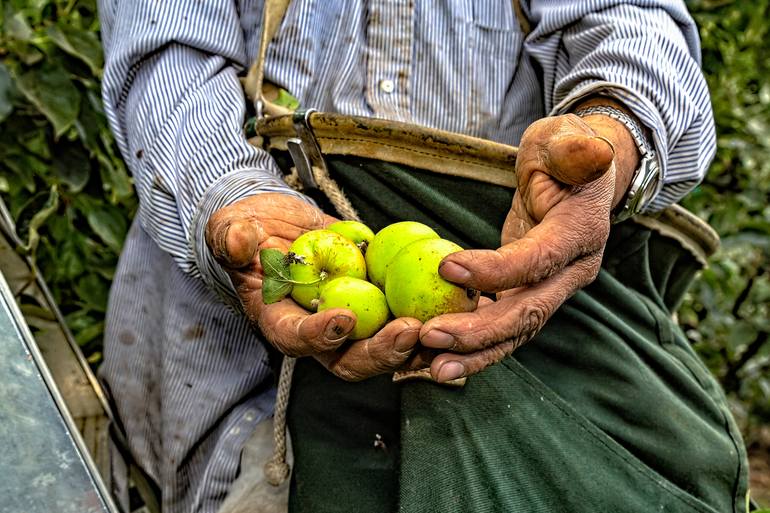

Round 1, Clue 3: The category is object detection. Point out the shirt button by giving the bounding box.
[379,79,395,93]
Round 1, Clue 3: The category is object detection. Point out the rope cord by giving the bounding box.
[266,165,360,487]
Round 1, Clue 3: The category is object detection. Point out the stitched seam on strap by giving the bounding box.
[317,135,516,173]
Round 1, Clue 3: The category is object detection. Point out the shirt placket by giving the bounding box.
[366,0,414,121]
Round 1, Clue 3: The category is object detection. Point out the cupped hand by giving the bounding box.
[419,104,641,382]
[205,193,421,381]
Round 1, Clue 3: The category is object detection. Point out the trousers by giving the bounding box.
[280,155,749,513]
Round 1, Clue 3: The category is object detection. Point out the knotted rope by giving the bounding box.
[265,163,361,486]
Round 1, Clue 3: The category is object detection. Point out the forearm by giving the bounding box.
[99,1,308,307]
[527,0,716,211]
[569,97,640,212]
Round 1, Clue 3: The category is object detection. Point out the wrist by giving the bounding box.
[572,98,661,222]
[571,98,640,210]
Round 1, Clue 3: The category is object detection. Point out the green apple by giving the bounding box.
[365,221,439,290]
[326,220,375,254]
[288,229,367,310]
[385,238,479,322]
[315,277,390,340]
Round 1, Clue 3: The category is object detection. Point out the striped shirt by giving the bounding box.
[97,1,715,512]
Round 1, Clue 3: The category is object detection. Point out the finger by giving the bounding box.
[401,347,441,372]
[256,300,357,356]
[439,204,608,292]
[422,253,602,355]
[314,317,422,381]
[205,193,334,269]
[546,132,615,185]
[517,114,614,187]
[206,217,264,270]
[429,340,516,382]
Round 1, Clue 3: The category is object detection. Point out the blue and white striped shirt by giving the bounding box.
[97,1,715,512]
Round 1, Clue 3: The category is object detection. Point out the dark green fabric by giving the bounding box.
[285,156,749,513]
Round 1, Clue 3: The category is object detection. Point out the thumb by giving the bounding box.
[545,132,615,186]
[206,217,262,270]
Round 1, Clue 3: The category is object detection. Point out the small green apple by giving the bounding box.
[288,229,367,310]
[326,220,375,254]
[365,221,439,290]
[385,238,479,322]
[315,276,390,340]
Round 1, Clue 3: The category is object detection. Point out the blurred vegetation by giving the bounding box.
[0,0,767,481]
[679,0,770,449]
[0,0,136,363]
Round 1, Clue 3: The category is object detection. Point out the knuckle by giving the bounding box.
[332,364,365,382]
[518,237,561,284]
[488,340,516,364]
[456,316,508,351]
[517,302,548,340]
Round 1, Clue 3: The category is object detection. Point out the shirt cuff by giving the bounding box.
[550,81,667,212]
[191,169,314,310]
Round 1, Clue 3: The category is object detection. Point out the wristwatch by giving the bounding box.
[574,105,661,223]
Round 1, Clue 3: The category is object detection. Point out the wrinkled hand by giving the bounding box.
[205,193,421,381]
[420,105,640,382]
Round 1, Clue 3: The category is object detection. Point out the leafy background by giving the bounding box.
[1,0,768,505]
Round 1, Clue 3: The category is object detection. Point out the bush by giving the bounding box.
[680,0,770,443]
[0,0,136,363]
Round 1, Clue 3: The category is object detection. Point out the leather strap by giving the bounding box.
[242,0,292,116]
[255,111,519,188]
[243,0,532,114]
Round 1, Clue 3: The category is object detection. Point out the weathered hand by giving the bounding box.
[420,101,641,382]
[205,193,421,381]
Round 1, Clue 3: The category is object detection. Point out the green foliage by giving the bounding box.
[0,0,136,362]
[681,0,770,441]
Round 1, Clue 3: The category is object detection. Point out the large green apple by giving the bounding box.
[288,229,367,310]
[316,276,390,340]
[326,220,375,254]
[365,221,439,290]
[385,238,479,322]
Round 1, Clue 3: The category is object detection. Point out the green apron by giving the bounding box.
[283,155,749,513]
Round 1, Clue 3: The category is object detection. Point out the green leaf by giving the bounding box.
[261,277,293,305]
[20,185,59,256]
[86,204,127,253]
[4,7,33,42]
[260,248,291,280]
[52,142,90,192]
[274,88,300,110]
[4,151,47,192]
[17,63,80,137]
[74,321,104,346]
[74,273,109,312]
[0,64,14,124]
[46,24,104,75]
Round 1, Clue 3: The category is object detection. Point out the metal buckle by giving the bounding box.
[286,109,328,191]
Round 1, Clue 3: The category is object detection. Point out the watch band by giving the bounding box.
[574,105,661,223]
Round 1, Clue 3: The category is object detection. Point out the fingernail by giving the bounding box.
[421,329,455,349]
[439,261,471,282]
[437,361,465,382]
[325,315,354,341]
[592,135,616,158]
[394,330,418,352]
